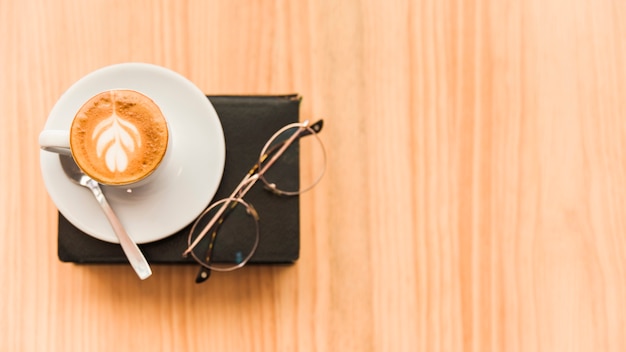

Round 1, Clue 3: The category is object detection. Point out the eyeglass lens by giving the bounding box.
[187,198,259,271]
[260,122,326,196]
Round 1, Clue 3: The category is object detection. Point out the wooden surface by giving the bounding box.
[1,0,625,350]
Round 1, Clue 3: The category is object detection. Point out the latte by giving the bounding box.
[70,90,169,185]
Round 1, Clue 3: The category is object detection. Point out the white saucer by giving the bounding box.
[40,63,225,244]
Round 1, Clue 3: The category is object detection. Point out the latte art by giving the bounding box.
[70,90,169,185]
[92,108,142,172]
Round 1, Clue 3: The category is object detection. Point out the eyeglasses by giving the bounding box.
[182,119,326,283]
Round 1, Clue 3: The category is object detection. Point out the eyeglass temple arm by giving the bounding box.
[194,222,221,283]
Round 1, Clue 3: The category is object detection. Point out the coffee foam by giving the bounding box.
[70,90,168,185]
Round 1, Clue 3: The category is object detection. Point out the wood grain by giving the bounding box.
[1,0,625,350]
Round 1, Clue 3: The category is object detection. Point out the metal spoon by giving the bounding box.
[59,154,152,280]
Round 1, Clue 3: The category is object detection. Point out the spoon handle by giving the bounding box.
[85,179,152,280]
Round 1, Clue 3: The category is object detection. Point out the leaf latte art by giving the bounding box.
[92,111,142,172]
[69,90,169,186]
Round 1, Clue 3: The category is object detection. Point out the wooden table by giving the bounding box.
[2,0,625,350]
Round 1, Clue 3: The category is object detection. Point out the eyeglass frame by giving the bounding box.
[182,119,325,282]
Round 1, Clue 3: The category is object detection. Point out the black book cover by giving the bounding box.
[58,95,301,264]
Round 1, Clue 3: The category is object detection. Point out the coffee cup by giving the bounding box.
[39,89,171,188]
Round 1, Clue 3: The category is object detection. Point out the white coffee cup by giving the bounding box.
[39,89,171,188]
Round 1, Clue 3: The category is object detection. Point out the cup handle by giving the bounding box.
[39,130,72,155]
